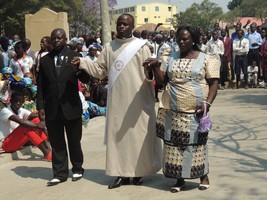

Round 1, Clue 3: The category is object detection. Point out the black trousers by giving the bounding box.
[235,55,248,86]
[248,48,260,76]
[220,56,228,86]
[46,107,84,181]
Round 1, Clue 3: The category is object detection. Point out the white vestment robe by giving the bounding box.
[79,37,162,177]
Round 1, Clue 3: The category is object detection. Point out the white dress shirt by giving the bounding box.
[206,39,224,60]
[233,37,249,55]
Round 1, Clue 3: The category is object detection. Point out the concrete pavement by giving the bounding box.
[0,88,266,200]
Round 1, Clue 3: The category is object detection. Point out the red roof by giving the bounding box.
[238,17,263,26]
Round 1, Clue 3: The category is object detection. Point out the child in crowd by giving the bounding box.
[247,60,259,88]
[0,67,13,103]
[101,76,108,89]
[1,67,13,80]
[21,87,37,113]
[87,77,107,118]
[22,72,37,99]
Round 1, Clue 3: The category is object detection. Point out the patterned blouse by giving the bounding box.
[160,52,220,113]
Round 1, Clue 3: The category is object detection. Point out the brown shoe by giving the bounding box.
[245,85,249,89]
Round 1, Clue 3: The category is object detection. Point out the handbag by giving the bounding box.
[198,103,212,133]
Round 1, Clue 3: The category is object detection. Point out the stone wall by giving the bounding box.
[25,8,69,51]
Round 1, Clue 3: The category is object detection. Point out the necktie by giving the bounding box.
[56,55,62,76]
[56,55,62,66]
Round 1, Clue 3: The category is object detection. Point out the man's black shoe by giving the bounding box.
[47,178,66,186]
[133,177,143,185]
[108,177,130,189]
[72,173,83,182]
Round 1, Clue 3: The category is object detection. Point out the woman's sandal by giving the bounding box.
[199,175,209,190]
[170,179,185,193]
[198,184,210,190]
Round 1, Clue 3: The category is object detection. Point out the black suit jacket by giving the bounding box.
[37,46,85,120]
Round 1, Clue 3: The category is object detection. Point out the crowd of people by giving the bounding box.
[134,20,267,90]
[0,13,266,192]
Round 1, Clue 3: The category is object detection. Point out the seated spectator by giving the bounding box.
[76,39,87,57]
[21,87,37,113]
[2,67,13,80]
[101,76,108,89]
[22,72,37,99]
[86,45,98,62]
[0,80,9,102]
[79,91,90,126]
[0,67,13,103]
[9,75,25,94]
[84,77,107,118]
[0,92,51,161]
[247,60,259,87]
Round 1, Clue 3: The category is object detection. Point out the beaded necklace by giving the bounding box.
[178,59,191,72]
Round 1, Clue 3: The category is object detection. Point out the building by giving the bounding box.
[111,2,178,32]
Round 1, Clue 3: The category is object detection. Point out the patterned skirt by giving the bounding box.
[156,108,209,179]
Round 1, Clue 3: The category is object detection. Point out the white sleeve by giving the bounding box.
[0,108,14,122]
[20,108,32,120]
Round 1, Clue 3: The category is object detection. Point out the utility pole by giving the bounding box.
[100,0,111,45]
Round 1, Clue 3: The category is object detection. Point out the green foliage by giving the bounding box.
[224,0,267,23]
[227,0,243,11]
[172,0,223,32]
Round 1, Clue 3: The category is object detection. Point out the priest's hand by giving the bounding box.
[71,57,81,72]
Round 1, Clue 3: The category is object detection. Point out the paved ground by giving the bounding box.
[0,88,266,200]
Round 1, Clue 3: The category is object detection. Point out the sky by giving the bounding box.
[115,0,229,12]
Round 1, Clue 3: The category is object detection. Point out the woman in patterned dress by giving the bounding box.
[144,26,220,193]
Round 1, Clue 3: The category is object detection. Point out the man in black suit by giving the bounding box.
[37,28,86,186]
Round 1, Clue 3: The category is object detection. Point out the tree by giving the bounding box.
[0,0,69,38]
[227,0,243,11]
[224,0,267,23]
[172,0,223,31]
[0,0,117,38]
[69,0,117,37]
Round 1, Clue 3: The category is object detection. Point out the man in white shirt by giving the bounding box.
[233,30,249,89]
[206,30,224,61]
[0,92,51,160]
[246,23,262,73]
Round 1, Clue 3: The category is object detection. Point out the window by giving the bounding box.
[119,9,123,14]
[144,18,148,22]
[154,16,157,18]
[168,7,172,12]
[124,8,129,13]
[155,6,159,11]
[158,16,161,18]
[142,6,146,11]
[166,18,172,22]
[130,7,135,12]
